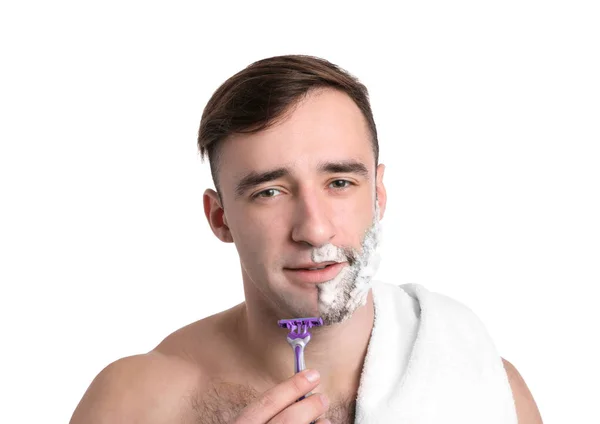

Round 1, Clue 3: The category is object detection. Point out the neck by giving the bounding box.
[236,287,375,400]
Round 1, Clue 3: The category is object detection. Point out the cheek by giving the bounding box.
[334,208,373,247]
[231,213,285,260]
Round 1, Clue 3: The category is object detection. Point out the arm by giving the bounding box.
[502,357,543,424]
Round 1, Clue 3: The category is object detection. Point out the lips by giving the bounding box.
[287,261,339,270]
[284,262,347,284]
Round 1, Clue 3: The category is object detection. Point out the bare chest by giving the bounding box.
[187,381,356,424]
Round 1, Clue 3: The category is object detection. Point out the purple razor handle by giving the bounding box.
[278,317,323,405]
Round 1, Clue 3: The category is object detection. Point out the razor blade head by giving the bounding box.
[278,317,323,339]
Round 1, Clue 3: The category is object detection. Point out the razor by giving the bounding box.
[278,317,323,402]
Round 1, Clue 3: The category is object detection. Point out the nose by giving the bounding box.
[290,188,335,247]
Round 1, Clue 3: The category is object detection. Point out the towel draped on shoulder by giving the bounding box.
[354,281,517,424]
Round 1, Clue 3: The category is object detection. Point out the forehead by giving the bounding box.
[220,89,374,182]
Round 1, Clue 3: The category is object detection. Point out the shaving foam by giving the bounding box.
[311,202,382,324]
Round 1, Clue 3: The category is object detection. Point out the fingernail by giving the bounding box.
[305,369,320,382]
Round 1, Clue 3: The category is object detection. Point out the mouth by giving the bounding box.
[284,262,347,284]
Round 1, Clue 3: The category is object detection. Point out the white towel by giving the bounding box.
[354,281,518,424]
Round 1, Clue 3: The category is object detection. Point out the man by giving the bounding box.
[70,55,543,423]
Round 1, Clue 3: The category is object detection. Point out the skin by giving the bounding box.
[69,88,543,424]
[202,87,387,404]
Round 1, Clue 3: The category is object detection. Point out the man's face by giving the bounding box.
[210,88,386,325]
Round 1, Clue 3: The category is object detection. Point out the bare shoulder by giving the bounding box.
[501,357,544,424]
[70,305,247,424]
[70,351,202,424]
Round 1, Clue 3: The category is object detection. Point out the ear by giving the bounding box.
[203,189,234,243]
[375,163,387,220]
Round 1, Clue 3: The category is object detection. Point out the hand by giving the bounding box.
[233,369,330,424]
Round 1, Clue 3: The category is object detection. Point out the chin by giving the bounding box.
[318,291,369,325]
[276,292,319,320]
[319,305,359,325]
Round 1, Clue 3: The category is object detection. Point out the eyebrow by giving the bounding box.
[234,160,370,198]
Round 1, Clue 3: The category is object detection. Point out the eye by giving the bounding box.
[329,179,353,189]
[253,188,282,199]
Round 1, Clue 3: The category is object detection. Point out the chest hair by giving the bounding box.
[189,381,356,424]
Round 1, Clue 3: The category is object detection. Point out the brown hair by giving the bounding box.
[197,54,379,201]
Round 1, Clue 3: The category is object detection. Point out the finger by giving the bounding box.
[269,392,329,424]
[234,369,321,424]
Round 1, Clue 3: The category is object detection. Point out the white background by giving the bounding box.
[1,1,598,423]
